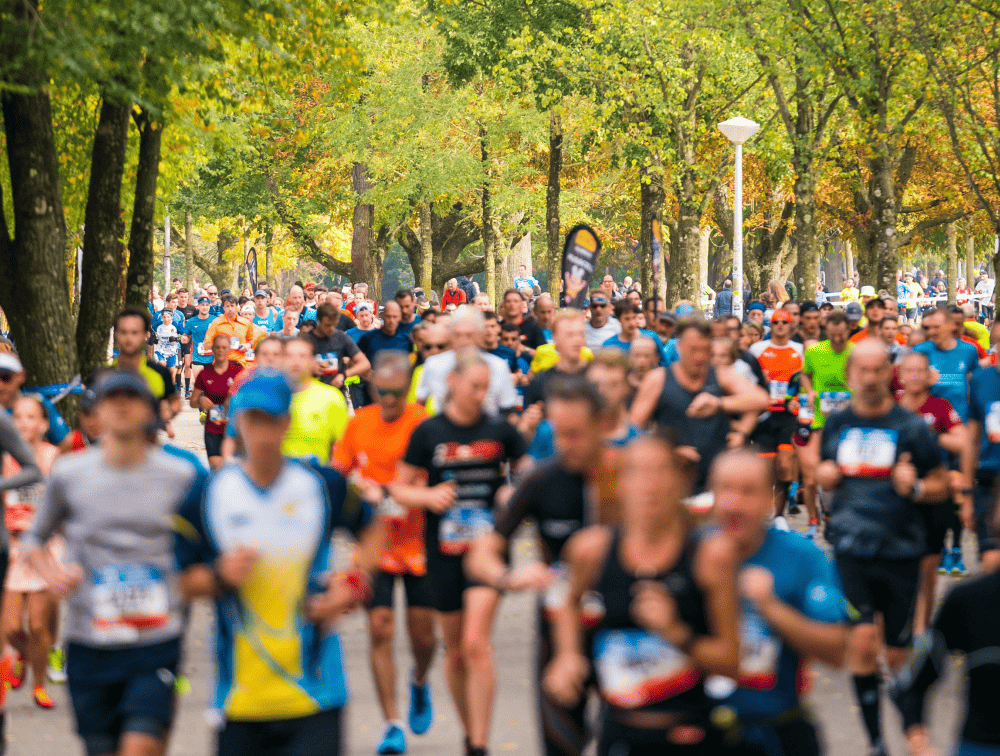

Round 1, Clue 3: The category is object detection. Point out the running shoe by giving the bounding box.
[938,548,954,574]
[8,658,24,690]
[408,676,433,735]
[805,519,819,540]
[950,549,968,576]
[47,648,67,684]
[376,722,407,755]
[33,686,55,709]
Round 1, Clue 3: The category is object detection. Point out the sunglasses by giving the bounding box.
[590,300,609,307]
[423,342,449,351]
[374,386,407,398]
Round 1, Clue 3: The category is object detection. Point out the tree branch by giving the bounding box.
[899,210,971,246]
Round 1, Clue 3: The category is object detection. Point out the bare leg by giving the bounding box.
[26,591,53,689]
[119,731,166,756]
[462,587,501,751]
[368,606,399,722]
[439,610,470,736]
[406,606,437,685]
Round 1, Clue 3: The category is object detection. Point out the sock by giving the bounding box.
[852,673,882,748]
[185,377,191,392]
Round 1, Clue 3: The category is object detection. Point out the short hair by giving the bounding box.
[316,302,338,321]
[211,333,230,347]
[286,336,315,354]
[178,288,188,295]
[545,373,605,417]
[238,296,249,306]
[614,300,641,320]
[864,297,885,312]
[451,346,489,375]
[114,305,151,333]
[256,335,286,352]
[449,304,485,332]
[825,310,848,327]
[502,288,524,302]
[923,306,949,321]
[165,293,177,302]
[589,347,630,375]
[314,284,328,294]
[222,294,238,305]
[482,310,499,323]
[500,322,520,334]
[713,337,740,362]
[372,350,412,380]
[708,447,775,490]
[674,315,711,340]
[395,289,414,302]
[552,308,584,332]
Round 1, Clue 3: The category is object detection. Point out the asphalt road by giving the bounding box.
[6,404,969,755]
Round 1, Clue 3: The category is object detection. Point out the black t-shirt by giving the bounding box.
[304,329,361,386]
[506,317,546,351]
[523,365,588,408]
[178,304,198,321]
[821,404,941,560]
[495,460,590,563]
[403,413,526,560]
[790,327,826,345]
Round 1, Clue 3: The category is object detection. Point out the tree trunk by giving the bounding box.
[0,87,78,394]
[947,222,958,305]
[124,109,163,308]
[699,227,710,294]
[792,174,819,302]
[351,161,382,301]
[666,201,700,308]
[265,224,275,287]
[419,202,433,295]
[869,153,901,291]
[545,110,563,298]
[77,95,131,381]
[184,211,194,291]
[639,165,665,302]
[823,241,845,292]
[966,233,975,284]
[480,125,498,303]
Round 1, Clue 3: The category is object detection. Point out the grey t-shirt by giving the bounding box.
[585,318,622,350]
[0,410,42,547]
[416,350,518,415]
[23,446,204,648]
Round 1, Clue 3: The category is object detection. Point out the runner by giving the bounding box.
[467,375,609,756]
[603,301,667,365]
[112,306,182,427]
[895,351,969,635]
[203,294,260,369]
[816,339,950,756]
[543,431,740,756]
[174,290,197,397]
[523,310,589,409]
[183,295,215,398]
[584,291,621,351]
[500,289,545,357]
[2,395,60,710]
[967,317,1000,573]
[394,348,527,756]
[333,352,435,755]
[395,290,422,339]
[710,447,847,755]
[631,317,769,493]
[176,369,386,756]
[798,310,853,533]
[190,334,244,470]
[0,352,73,451]
[250,290,279,333]
[749,309,805,525]
[152,309,181,387]
[305,302,370,390]
[24,370,205,756]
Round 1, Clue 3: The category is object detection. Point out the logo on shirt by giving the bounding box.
[432,441,504,466]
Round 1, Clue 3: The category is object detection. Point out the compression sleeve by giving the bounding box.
[0,411,42,492]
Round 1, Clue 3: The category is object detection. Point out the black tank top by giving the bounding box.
[590,528,710,717]
[652,365,729,492]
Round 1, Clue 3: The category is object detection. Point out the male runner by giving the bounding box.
[112,306,182,427]
[712,447,847,755]
[251,290,279,332]
[602,301,667,365]
[152,309,181,386]
[305,302,369,390]
[395,289,422,339]
[333,352,435,755]
[190,334,244,470]
[356,301,410,363]
[182,295,214,398]
[282,337,349,461]
[500,289,545,357]
[583,290,620,351]
[798,310,853,531]
[523,310,589,408]
[203,294,259,369]
[967,318,1000,573]
[395,349,527,756]
[25,370,205,756]
[749,309,805,526]
[177,370,385,756]
[467,375,609,756]
[816,340,949,756]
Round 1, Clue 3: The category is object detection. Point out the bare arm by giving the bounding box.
[385,461,456,513]
[629,367,667,428]
[0,412,42,492]
[717,365,770,416]
[343,352,371,379]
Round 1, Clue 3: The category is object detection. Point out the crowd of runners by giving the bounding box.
[0,270,997,756]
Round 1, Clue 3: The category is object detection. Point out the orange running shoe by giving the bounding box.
[33,686,55,709]
[8,658,24,690]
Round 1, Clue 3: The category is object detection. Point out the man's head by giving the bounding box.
[588,290,613,327]
[656,311,677,342]
[196,296,211,317]
[601,274,616,298]
[712,448,775,547]
[502,289,524,321]
[747,302,765,324]
[313,302,340,337]
[472,293,492,312]
[500,322,521,351]
[222,294,239,319]
[0,353,25,408]
[825,310,850,348]
[878,316,899,345]
[212,333,230,362]
[482,311,502,349]
[587,348,631,414]
[921,307,951,348]
[769,308,792,341]
[781,300,801,329]
[532,294,556,331]
[629,336,660,380]
[518,264,527,276]
[546,374,606,472]
[614,300,641,337]
[421,323,450,358]
[899,350,935,395]
[863,296,885,327]
[177,289,189,308]
[113,306,152,359]
[447,278,459,292]
[233,370,293,457]
[206,284,219,303]
[355,303,374,329]
[254,336,285,368]
[395,289,415,321]
[552,309,586,362]
[446,347,491,414]
[371,350,412,423]
[94,369,158,441]
[381,301,402,335]
[847,338,891,406]
[799,301,820,334]
[284,337,316,383]
[675,316,712,374]
[625,289,642,308]
[449,306,485,350]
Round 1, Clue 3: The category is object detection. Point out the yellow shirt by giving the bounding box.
[281,379,348,462]
[530,344,594,373]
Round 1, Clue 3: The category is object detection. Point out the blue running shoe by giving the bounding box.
[377,722,407,755]
[805,523,818,540]
[409,677,433,735]
[938,548,954,574]
[950,548,968,576]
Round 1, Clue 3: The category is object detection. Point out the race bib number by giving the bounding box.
[91,564,169,642]
[229,336,241,350]
[837,427,898,478]
[768,380,789,403]
[737,610,781,691]
[197,342,211,356]
[438,506,493,556]
[316,352,339,376]
[986,402,1000,444]
[593,628,699,709]
[208,405,226,424]
[820,390,851,415]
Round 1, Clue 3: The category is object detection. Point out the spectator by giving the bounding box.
[441,278,467,308]
[512,265,538,291]
[713,279,734,317]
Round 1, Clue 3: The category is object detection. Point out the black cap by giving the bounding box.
[800,301,818,313]
[657,311,677,324]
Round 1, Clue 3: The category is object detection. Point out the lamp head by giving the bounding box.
[718,116,761,145]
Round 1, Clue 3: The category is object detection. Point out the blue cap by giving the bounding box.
[676,303,695,316]
[845,301,863,319]
[198,296,210,304]
[254,290,267,298]
[747,302,766,313]
[232,370,292,417]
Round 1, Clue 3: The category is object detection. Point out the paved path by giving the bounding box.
[7,404,969,755]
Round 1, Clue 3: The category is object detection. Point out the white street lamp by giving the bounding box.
[718,116,760,320]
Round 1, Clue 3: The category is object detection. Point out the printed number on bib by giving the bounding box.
[737,610,780,690]
[987,402,1000,444]
[593,628,699,709]
[768,380,789,404]
[820,391,850,415]
[92,564,169,642]
[439,506,493,555]
[197,342,211,356]
[229,336,241,350]
[837,427,898,478]
[316,352,339,376]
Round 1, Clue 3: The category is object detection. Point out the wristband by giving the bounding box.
[343,569,373,607]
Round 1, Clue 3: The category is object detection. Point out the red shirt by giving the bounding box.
[441,289,467,307]
[195,362,244,433]
[896,392,961,436]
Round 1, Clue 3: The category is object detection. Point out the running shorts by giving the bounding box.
[750,412,797,455]
[426,553,494,613]
[835,555,920,648]
[155,353,177,369]
[919,504,950,556]
[370,571,433,610]
[218,707,341,756]
[204,428,224,459]
[67,637,181,756]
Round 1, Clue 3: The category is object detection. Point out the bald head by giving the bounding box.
[847,338,891,407]
[286,285,305,312]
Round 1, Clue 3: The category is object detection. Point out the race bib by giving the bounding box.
[737,610,781,691]
[438,506,493,556]
[197,342,211,356]
[836,427,898,478]
[543,562,570,618]
[593,628,699,709]
[768,380,789,403]
[316,352,339,376]
[208,405,226,424]
[91,564,169,642]
[229,336,241,350]
[986,402,1000,444]
[820,390,851,415]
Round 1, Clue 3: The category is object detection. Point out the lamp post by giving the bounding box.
[718,117,760,320]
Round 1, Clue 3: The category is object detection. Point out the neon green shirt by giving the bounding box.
[803,340,854,429]
[282,379,348,461]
